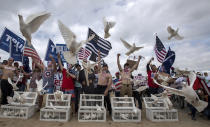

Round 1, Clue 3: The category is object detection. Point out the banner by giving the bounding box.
[56,44,69,63]
[0,27,25,61]
[45,39,58,62]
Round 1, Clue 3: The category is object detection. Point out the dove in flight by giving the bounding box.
[103,17,116,38]
[8,73,24,90]
[82,60,101,86]
[58,20,95,65]
[18,11,51,45]
[120,38,143,56]
[36,79,48,94]
[167,26,184,40]
[153,79,208,112]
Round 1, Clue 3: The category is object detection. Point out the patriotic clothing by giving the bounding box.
[43,68,55,88]
[113,78,122,92]
[147,64,159,88]
[62,69,74,90]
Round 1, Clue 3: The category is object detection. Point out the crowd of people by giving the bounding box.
[0,52,209,121]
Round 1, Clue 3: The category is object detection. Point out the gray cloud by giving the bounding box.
[0,0,210,76]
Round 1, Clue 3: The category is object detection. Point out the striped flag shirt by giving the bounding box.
[77,47,91,60]
[85,28,112,62]
[113,79,122,91]
[154,36,167,63]
[23,41,43,65]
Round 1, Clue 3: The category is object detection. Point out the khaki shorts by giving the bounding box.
[120,84,132,97]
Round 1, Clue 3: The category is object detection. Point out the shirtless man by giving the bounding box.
[0,57,16,104]
[95,51,112,115]
[117,54,141,97]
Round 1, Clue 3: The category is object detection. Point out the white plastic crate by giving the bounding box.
[0,105,36,119]
[46,94,71,108]
[40,107,70,122]
[143,97,169,110]
[10,92,38,106]
[78,107,106,122]
[78,94,106,122]
[111,97,141,122]
[146,108,178,122]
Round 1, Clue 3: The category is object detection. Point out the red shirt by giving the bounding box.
[61,69,74,90]
[147,64,159,88]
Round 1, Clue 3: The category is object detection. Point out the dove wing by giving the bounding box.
[63,51,77,64]
[167,26,175,34]
[135,46,144,51]
[188,72,197,87]
[103,17,107,28]
[174,34,184,40]
[120,38,132,49]
[26,12,51,33]
[108,21,116,28]
[36,79,43,92]
[153,79,184,96]
[58,20,76,49]
[8,78,14,86]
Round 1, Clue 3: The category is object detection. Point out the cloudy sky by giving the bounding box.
[0,0,210,75]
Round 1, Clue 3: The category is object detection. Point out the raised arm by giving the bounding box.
[117,54,122,72]
[97,51,102,71]
[32,58,44,71]
[57,53,63,71]
[130,56,141,72]
[49,55,57,73]
[146,57,154,71]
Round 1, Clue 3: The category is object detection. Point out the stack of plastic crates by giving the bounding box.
[0,92,38,119]
[40,94,71,122]
[78,94,106,122]
[111,97,141,122]
[143,97,178,122]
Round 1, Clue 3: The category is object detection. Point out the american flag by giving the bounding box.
[77,47,91,61]
[85,28,112,62]
[23,41,43,65]
[154,36,167,63]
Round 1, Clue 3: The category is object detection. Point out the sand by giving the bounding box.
[0,108,210,127]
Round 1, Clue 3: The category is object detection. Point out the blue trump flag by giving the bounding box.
[0,27,25,61]
[56,44,69,63]
[161,47,176,74]
[44,39,58,62]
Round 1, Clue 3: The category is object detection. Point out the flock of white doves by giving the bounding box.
[18,11,184,64]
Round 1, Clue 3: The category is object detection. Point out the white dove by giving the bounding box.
[153,79,208,112]
[82,60,101,86]
[120,38,143,56]
[96,104,102,111]
[167,26,184,40]
[135,85,148,92]
[50,102,56,110]
[8,73,24,90]
[7,91,25,105]
[58,20,95,65]
[54,90,63,101]
[18,11,51,45]
[120,113,129,120]
[83,113,91,120]
[36,79,48,94]
[103,17,116,38]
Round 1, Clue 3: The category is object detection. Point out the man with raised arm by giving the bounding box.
[94,51,112,115]
[0,57,16,104]
[117,54,141,97]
